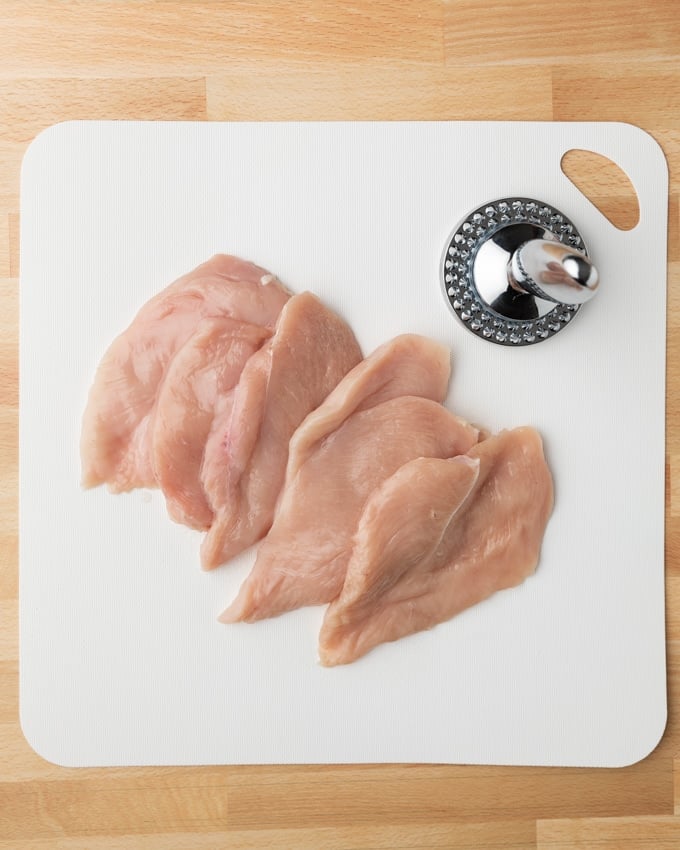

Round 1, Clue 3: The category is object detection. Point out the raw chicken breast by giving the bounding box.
[200,292,362,570]
[285,334,451,482]
[152,317,270,530]
[318,427,554,666]
[80,255,290,493]
[221,398,479,622]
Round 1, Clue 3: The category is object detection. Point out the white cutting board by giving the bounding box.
[19,121,667,767]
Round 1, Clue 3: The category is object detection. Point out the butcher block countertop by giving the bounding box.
[1,2,680,848]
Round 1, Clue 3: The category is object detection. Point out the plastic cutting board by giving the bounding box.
[19,121,668,767]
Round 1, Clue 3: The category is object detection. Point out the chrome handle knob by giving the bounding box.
[442,197,599,346]
[510,239,599,305]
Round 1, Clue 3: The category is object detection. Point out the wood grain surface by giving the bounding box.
[1,2,678,847]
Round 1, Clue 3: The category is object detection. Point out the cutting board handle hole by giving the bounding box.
[561,149,640,231]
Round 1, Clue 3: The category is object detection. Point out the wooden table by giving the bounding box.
[1,2,679,847]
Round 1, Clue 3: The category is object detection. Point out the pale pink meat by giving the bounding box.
[220,397,479,623]
[152,317,270,530]
[200,292,362,570]
[318,427,554,666]
[285,334,451,483]
[80,255,290,493]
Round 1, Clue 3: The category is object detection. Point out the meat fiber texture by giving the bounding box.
[81,254,554,667]
[199,291,363,570]
[80,255,363,571]
[221,335,475,622]
[153,317,270,530]
[221,334,553,666]
[319,427,554,666]
[80,255,291,493]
